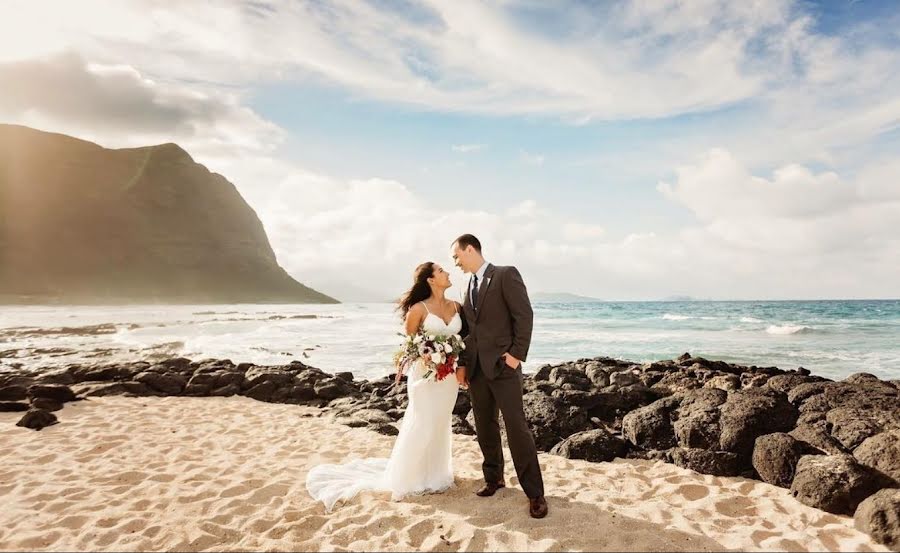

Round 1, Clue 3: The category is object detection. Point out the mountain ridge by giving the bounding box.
[0,124,336,304]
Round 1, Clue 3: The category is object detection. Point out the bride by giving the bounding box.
[306,262,466,511]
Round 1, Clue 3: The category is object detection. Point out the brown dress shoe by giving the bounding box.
[529,496,548,518]
[475,481,506,497]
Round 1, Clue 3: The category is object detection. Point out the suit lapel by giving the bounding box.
[475,264,495,320]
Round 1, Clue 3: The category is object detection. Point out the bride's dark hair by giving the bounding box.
[397,262,436,319]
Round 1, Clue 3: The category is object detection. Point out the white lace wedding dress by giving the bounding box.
[306,308,462,512]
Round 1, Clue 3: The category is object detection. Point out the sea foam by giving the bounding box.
[662,313,692,321]
[766,324,815,335]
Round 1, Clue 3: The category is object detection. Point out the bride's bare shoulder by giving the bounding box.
[409,302,427,317]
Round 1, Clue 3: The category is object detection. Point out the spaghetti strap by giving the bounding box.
[420,302,431,314]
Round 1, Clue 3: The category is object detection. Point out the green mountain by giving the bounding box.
[0,124,336,304]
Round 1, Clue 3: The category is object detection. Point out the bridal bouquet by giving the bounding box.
[393,331,466,382]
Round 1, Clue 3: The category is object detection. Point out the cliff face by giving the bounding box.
[0,124,337,304]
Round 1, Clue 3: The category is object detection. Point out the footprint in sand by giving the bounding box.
[817,529,847,551]
[114,517,149,534]
[248,516,280,533]
[809,512,845,528]
[176,492,212,504]
[57,514,91,530]
[219,484,251,498]
[44,500,73,514]
[630,472,653,485]
[264,525,291,540]
[663,474,688,485]
[93,531,121,548]
[401,518,437,543]
[33,453,57,464]
[674,483,710,501]
[95,517,120,528]
[129,499,152,511]
[200,520,236,539]
[15,530,62,549]
[247,483,290,505]
[113,470,148,482]
[293,513,330,533]
[773,538,805,552]
[207,513,234,525]
[736,481,757,494]
[141,525,162,539]
[715,496,756,518]
[66,489,94,501]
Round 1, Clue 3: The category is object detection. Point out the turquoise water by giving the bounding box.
[1,300,898,380]
[530,300,900,380]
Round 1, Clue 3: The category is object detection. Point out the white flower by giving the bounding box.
[413,335,422,344]
[430,352,442,364]
[444,343,453,353]
[427,335,435,341]
[453,334,461,341]
[460,342,466,350]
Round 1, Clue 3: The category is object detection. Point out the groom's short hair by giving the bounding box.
[454,234,482,253]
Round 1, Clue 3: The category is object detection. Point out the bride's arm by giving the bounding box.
[452,301,469,387]
[396,304,426,383]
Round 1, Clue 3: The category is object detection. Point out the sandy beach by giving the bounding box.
[0,395,888,552]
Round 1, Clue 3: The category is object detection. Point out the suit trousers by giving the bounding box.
[468,359,545,499]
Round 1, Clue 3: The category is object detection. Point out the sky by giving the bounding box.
[1,0,899,301]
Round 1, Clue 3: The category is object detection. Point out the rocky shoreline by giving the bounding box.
[2,354,898,549]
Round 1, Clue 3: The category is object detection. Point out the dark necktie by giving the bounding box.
[471,275,479,311]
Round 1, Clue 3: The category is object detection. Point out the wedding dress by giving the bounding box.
[306,306,462,512]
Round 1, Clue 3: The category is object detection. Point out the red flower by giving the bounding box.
[435,355,457,381]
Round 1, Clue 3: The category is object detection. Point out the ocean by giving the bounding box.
[1,300,898,381]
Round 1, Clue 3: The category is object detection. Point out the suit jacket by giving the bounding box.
[461,264,534,379]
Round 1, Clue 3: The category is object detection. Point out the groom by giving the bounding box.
[452,234,548,519]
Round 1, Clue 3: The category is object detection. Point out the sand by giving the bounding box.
[0,395,888,552]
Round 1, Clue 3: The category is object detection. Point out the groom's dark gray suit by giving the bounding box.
[461,263,544,499]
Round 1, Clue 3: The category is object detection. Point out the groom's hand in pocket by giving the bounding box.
[502,353,520,370]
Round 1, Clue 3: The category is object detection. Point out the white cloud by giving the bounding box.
[0,51,282,156]
[202,154,636,301]
[657,149,856,221]
[1,1,898,300]
[2,1,898,170]
[0,0,806,120]
[562,223,606,241]
[208,146,898,301]
[505,200,541,218]
[451,143,487,153]
[520,151,545,166]
[653,149,900,294]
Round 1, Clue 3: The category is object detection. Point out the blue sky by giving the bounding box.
[248,82,706,232]
[1,0,899,300]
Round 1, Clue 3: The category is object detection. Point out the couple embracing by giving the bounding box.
[306,234,548,519]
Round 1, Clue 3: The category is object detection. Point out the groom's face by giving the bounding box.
[451,243,475,273]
